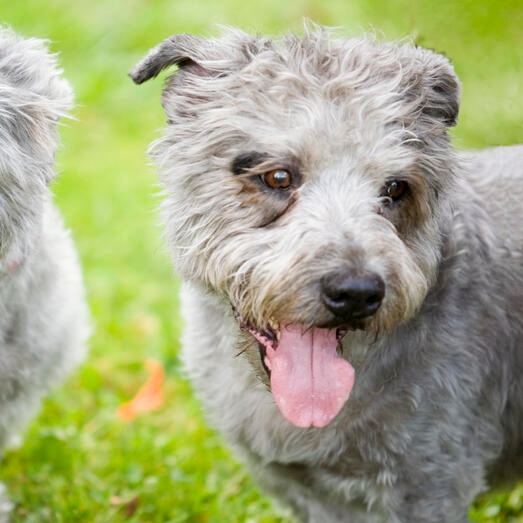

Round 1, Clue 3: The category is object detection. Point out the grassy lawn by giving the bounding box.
[0,0,522,521]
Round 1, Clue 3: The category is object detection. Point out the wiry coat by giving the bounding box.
[132,27,523,522]
[0,28,89,451]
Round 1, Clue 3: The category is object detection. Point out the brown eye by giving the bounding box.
[385,180,408,201]
[261,169,292,190]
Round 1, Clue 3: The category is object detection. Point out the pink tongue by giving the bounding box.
[264,325,355,428]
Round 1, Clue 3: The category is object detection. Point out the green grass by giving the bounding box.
[0,0,522,521]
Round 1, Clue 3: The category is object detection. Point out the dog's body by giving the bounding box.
[132,28,523,522]
[0,29,89,453]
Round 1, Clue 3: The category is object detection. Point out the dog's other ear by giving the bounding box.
[412,47,461,128]
[129,34,215,84]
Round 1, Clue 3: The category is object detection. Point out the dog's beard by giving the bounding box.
[240,319,355,428]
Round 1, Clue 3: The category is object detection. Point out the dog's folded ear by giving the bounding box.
[129,30,266,85]
[129,34,216,84]
[130,31,266,121]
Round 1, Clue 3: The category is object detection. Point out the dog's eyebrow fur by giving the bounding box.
[231,151,270,175]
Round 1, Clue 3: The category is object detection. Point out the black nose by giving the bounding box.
[321,272,385,323]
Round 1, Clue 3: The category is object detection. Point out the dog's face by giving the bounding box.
[132,27,460,427]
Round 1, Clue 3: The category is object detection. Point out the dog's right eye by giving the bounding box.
[260,169,292,190]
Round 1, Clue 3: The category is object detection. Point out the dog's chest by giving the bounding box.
[182,319,402,471]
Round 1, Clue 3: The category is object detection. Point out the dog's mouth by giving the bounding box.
[236,313,355,429]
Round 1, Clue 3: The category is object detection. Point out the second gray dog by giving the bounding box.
[132,27,523,522]
[0,29,89,458]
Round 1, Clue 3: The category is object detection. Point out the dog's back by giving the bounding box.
[459,145,523,483]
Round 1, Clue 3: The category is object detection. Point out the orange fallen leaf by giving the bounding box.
[117,359,165,421]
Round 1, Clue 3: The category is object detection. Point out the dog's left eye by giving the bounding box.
[384,180,408,201]
[261,169,292,190]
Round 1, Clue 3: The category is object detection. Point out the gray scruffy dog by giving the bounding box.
[131,26,523,522]
[0,28,89,457]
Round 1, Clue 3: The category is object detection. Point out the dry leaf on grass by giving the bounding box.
[117,359,165,421]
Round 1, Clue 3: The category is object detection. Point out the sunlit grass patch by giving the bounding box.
[0,0,521,520]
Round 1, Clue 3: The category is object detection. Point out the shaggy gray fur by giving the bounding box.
[132,26,523,522]
[0,28,89,455]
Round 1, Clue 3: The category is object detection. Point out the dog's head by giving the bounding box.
[132,26,460,428]
[0,27,73,262]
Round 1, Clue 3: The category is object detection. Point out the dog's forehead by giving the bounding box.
[240,37,402,93]
[172,38,414,127]
[220,79,415,180]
